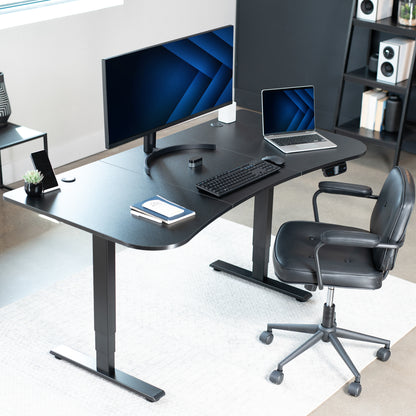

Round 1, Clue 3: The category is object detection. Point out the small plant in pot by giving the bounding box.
[398,1,416,26]
[23,169,44,197]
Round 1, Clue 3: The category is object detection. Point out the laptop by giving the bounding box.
[261,85,337,153]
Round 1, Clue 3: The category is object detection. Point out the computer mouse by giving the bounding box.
[261,155,285,166]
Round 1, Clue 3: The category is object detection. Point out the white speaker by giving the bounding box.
[218,102,236,124]
[356,0,393,22]
[377,37,415,84]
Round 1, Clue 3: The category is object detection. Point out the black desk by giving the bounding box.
[0,123,48,189]
[3,110,366,402]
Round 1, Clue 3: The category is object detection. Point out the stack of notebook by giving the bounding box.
[130,195,195,225]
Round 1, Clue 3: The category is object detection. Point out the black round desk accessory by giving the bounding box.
[368,53,379,73]
[210,120,223,127]
[61,176,76,183]
[384,95,402,133]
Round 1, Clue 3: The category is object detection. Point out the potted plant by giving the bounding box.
[398,1,416,26]
[23,169,44,197]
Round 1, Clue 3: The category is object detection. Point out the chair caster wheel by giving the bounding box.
[259,331,274,345]
[376,347,391,362]
[269,369,284,385]
[348,381,362,397]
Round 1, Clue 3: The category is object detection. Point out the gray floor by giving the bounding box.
[1,113,416,415]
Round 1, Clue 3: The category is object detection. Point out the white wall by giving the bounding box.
[0,0,236,183]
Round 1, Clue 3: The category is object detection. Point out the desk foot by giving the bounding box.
[50,345,165,402]
[210,260,312,302]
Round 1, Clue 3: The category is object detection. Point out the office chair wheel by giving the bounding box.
[347,381,362,397]
[376,347,391,362]
[259,331,274,345]
[269,369,284,385]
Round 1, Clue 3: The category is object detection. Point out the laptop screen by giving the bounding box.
[262,86,316,135]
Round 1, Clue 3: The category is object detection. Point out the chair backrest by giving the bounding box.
[370,167,415,272]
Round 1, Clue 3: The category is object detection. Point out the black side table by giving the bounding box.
[0,123,48,189]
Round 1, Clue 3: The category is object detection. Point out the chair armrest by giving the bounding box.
[313,230,380,290]
[320,230,380,248]
[313,182,376,222]
[318,181,373,197]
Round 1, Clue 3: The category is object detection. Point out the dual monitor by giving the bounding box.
[102,25,234,161]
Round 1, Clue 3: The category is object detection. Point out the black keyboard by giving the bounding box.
[270,133,324,146]
[196,159,280,197]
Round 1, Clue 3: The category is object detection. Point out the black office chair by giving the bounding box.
[259,166,415,396]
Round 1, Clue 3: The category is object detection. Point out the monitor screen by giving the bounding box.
[102,25,234,150]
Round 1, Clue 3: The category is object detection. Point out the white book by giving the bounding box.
[363,89,386,130]
[360,90,374,129]
[374,95,388,132]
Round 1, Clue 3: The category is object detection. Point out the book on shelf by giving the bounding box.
[359,89,374,129]
[130,195,195,225]
[359,88,387,131]
[374,95,388,133]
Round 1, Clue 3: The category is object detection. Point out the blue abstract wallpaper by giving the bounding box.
[263,87,316,134]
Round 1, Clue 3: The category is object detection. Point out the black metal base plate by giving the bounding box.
[50,345,165,402]
[210,260,312,302]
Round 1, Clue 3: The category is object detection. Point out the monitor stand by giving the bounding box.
[143,132,216,175]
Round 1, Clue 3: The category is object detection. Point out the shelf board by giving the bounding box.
[336,119,416,154]
[344,68,410,93]
[353,17,416,38]
[335,119,398,148]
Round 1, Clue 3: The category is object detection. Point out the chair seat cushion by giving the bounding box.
[273,221,384,289]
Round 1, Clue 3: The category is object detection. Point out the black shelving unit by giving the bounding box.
[334,10,416,166]
[0,123,48,190]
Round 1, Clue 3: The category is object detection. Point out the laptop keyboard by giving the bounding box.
[270,133,325,146]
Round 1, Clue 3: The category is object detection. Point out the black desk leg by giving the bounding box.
[50,235,165,402]
[210,188,312,302]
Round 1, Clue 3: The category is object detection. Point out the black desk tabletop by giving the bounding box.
[3,110,366,250]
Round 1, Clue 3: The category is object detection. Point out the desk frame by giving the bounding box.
[211,188,312,302]
[49,188,310,402]
[51,236,165,401]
